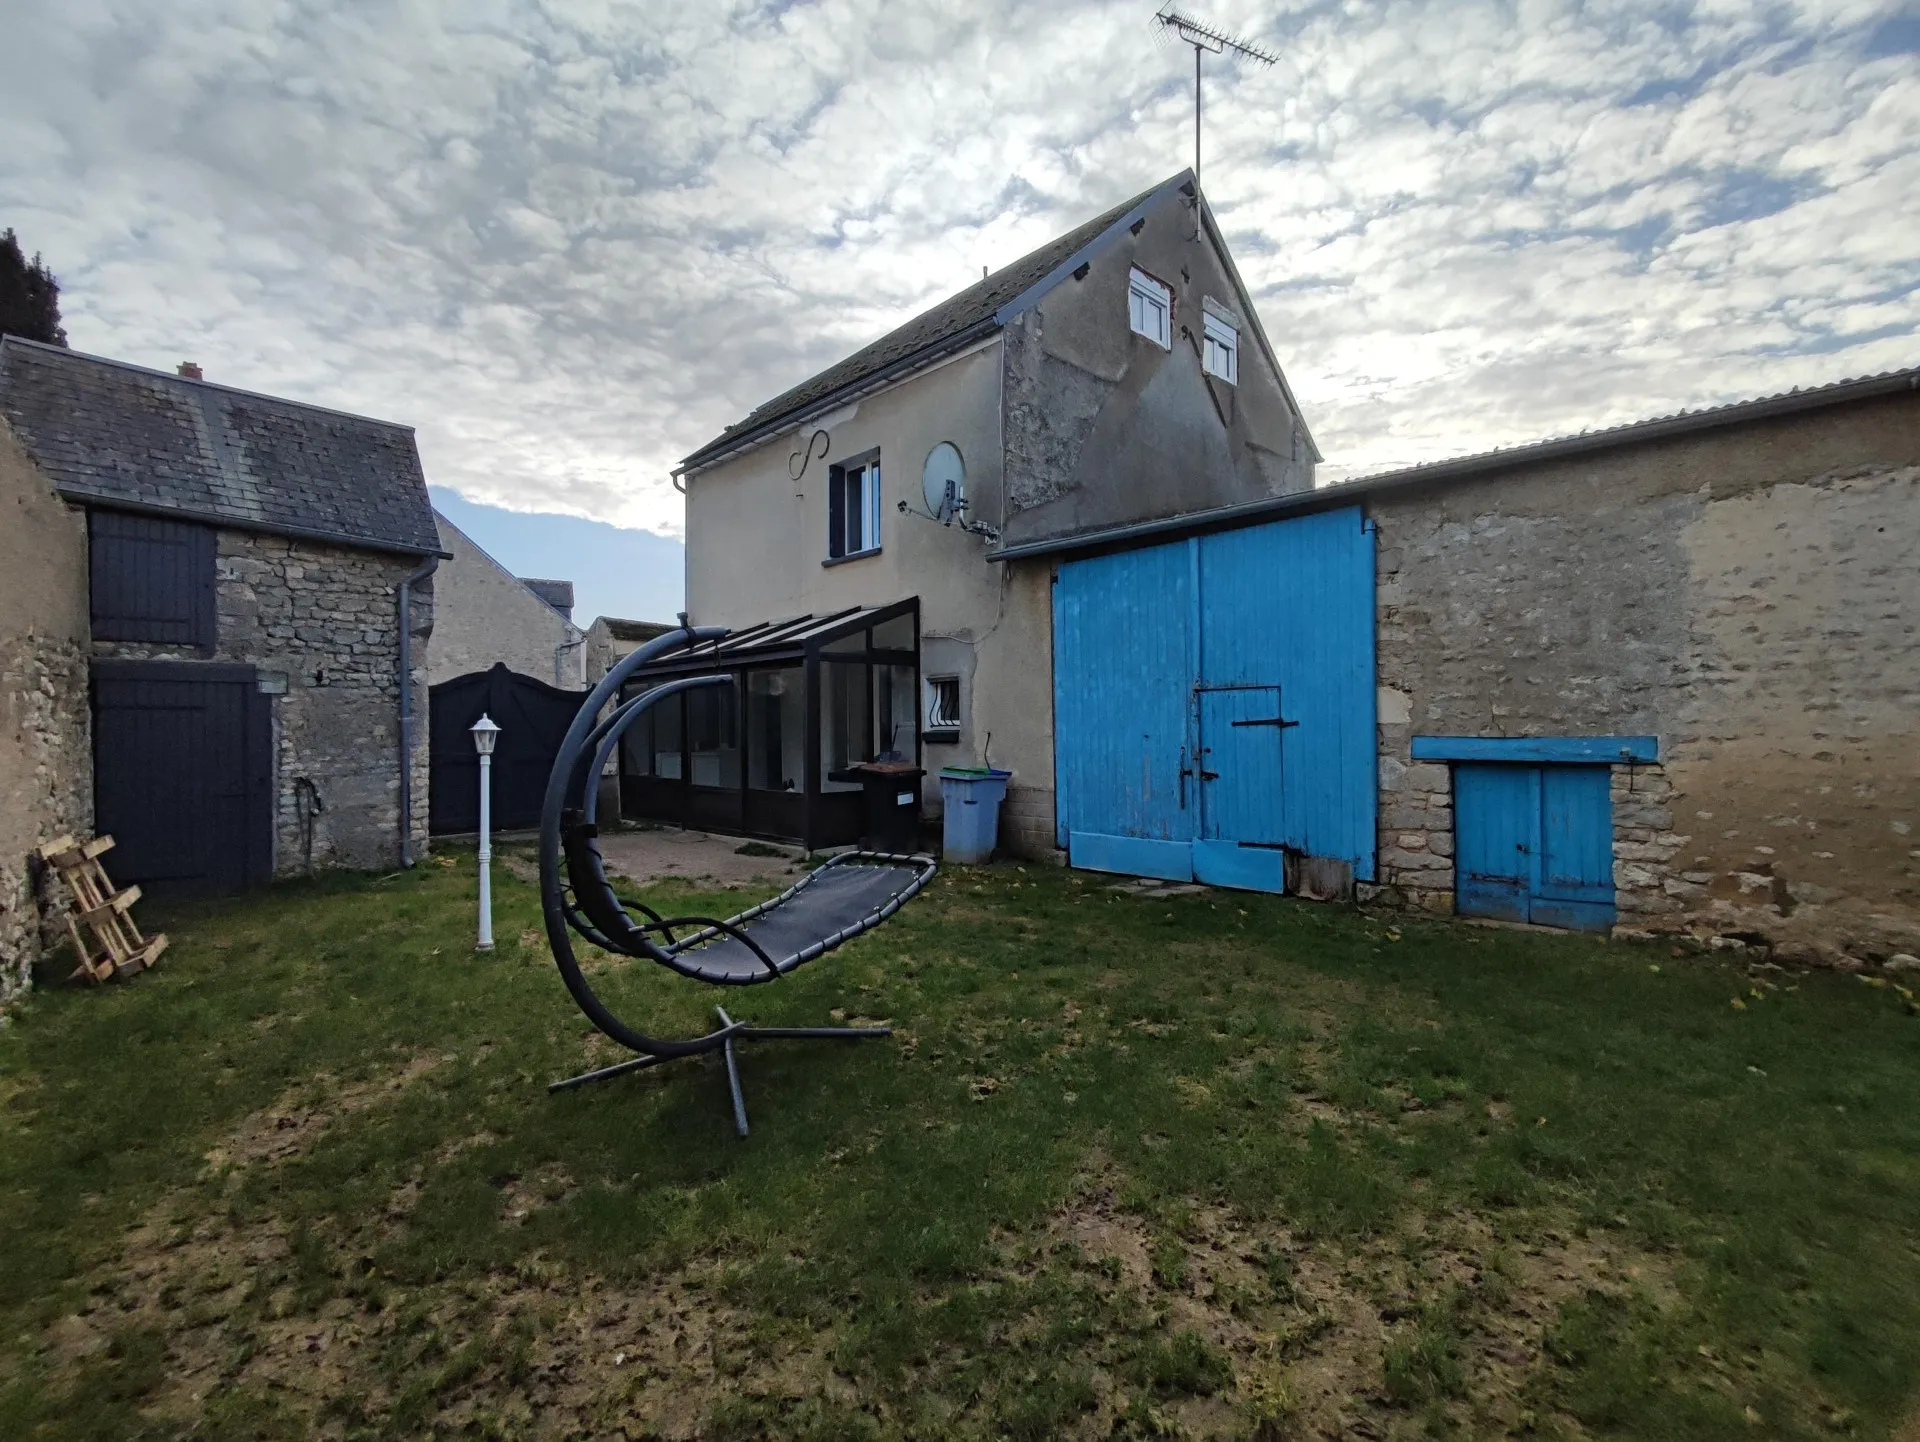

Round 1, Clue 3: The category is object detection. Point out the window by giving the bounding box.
[88,510,216,646]
[925,676,961,737]
[1128,267,1171,348]
[827,455,881,560]
[1202,309,1239,385]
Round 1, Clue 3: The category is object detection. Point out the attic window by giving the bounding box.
[1127,268,1171,349]
[1202,311,1238,385]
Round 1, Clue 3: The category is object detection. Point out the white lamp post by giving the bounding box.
[470,713,501,951]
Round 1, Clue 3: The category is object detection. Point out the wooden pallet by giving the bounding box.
[37,835,167,983]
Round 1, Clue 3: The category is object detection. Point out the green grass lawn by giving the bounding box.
[1,849,1917,1440]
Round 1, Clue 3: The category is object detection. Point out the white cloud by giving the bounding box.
[1,0,1913,519]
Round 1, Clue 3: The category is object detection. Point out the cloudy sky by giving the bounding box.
[4,0,1915,569]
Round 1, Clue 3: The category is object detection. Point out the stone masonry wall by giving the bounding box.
[429,515,583,688]
[94,531,434,875]
[1367,392,1920,961]
[0,420,92,1005]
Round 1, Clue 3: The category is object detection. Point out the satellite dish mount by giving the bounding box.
[899,442,998,542]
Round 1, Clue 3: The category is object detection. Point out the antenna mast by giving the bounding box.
[1153,6,1277,198]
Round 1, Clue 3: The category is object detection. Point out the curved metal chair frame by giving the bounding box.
[538,622,935,1134]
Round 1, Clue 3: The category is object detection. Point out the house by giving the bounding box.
[648,170,1318,852]
[428,512,586,689]
[1002,365,1920,956]
[0,337,443,997]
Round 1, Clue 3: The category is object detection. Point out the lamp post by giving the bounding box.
[470,713,500,951]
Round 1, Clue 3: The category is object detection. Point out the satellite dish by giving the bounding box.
[922,443,965,522]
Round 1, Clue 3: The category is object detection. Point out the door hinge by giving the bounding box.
[1230,716,1298,729]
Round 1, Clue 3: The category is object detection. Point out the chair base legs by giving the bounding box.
[547,1012,893,1137]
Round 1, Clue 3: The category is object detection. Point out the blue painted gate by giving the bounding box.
[1453,763,1615,931]
[1052,506,1376,893]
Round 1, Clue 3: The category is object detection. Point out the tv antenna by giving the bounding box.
[1153,6,1277,200]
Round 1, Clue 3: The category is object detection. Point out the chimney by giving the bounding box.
[177,362,203,381]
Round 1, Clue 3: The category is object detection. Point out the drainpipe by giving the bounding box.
[396,555,438,867]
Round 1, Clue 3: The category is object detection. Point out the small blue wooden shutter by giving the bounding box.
[1532,766,1616,930]
[1453,761,1616,931]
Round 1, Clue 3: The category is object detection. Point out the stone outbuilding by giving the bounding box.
[584,615,675,686]
[0,337,445,1001]
[997,364,1920,959]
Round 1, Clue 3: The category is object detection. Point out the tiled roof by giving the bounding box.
[0,337,440,555]
[679,174,1188,470]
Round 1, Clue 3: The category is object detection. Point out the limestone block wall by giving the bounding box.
[93,532,434,875]
[1367,392,1920,960]
[429,515,584,688]
[0,421,91,1004]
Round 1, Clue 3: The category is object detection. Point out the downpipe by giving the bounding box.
[396,556,438,867]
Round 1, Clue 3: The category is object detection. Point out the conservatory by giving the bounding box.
[616,599,922,850]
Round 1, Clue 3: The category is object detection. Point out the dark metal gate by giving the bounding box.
[91,660,275,897]
[429,663,586,834]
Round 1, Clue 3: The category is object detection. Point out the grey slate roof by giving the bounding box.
[0,337,441,555]
[521,578,575,619]
[679,174,1189,471]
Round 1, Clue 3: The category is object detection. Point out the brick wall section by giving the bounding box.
[94,531,433,874]
[1365,393,1920,961]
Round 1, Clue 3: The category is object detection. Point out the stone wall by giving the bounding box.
[429,515,584,688]
[94,531,434,875]
[0,420,92,1005]
[1368,391,1920,960]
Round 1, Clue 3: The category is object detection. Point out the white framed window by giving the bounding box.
[1127,267,1171,348]
[827,455,881,560]
[925,675,961,734]
[1202,310,1239,385]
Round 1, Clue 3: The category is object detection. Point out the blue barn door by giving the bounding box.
[1052,505,1376,894]
[1453,762,1615,931]
[1052,542,1196,881]
[1193,686,1288,891]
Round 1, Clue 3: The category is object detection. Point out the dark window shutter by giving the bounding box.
[89,510,218,647]
[827,465,846,559]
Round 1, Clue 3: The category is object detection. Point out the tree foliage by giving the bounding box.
[0,228,68,346]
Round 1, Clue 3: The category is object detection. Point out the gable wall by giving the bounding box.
[429,517,584,688]
[0,420,91,1005]
[1000,192,1312,549]
[1368,389,1920,960]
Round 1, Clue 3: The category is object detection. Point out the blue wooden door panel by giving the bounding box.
[1535,764,1616,930]
[1196,508,1376,880]
[1454,763,1535,924]
[1197,688,1284,842]
[1053,542,1194,879]
[1054,505,1375,891]
[1193,685,1288,893]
